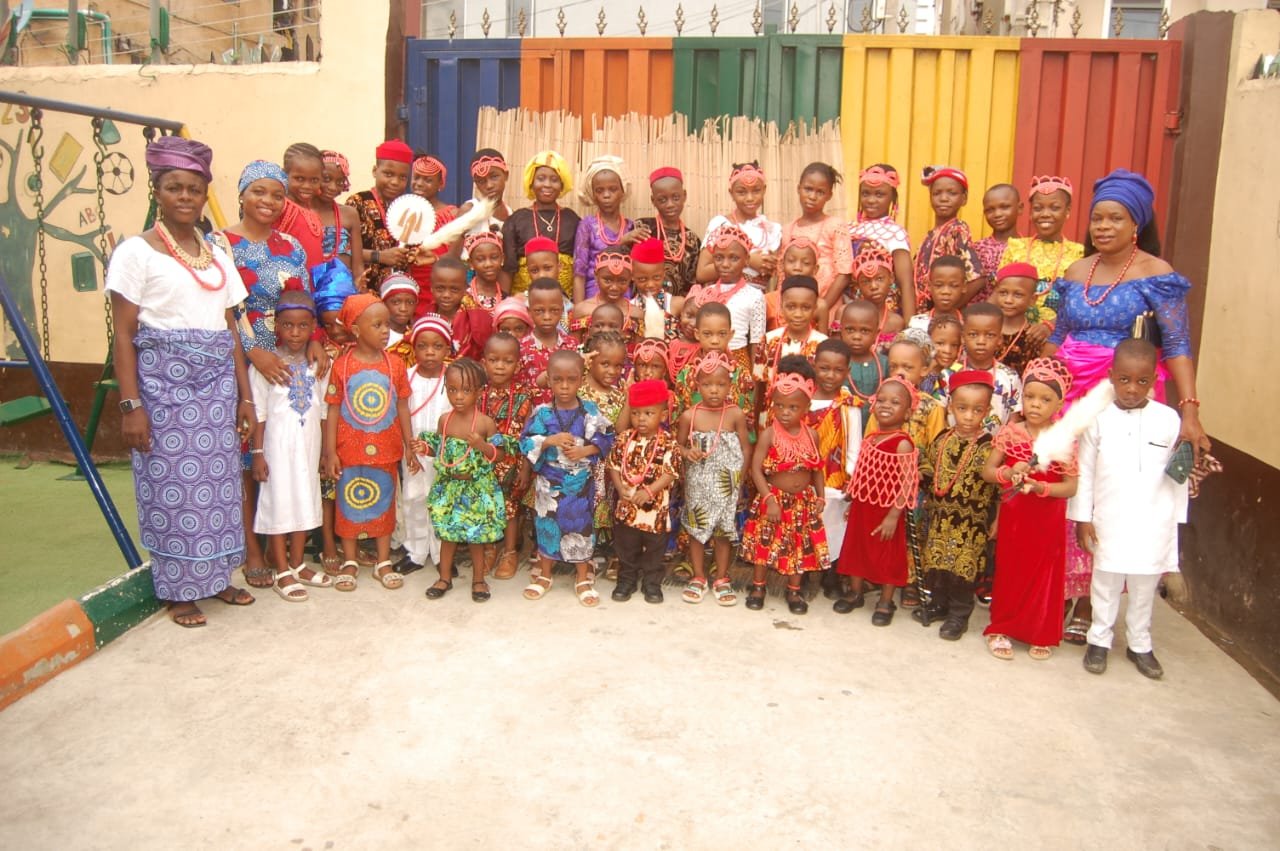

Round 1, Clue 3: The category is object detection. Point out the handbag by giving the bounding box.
[1131,310,1163,349]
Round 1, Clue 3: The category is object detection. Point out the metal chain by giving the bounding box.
[142,126,158,229]
[92,118,114,346]
[27,108,50,361]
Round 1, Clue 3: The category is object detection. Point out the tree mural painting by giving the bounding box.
[0,111,121,359]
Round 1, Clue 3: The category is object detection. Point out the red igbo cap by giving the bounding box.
[996,262,1039,282]
[630,237,665,265]
[922,165,968,190]
[524,236,558,257]
[628,379,669,409]
[649,166,683,185]
[948,369,995,393]
[375,139,414,164]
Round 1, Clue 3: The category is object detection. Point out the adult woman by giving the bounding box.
[208,160,325,589]
[502,150,580,297]
[107,136,256,628]
[1044,167,1210,642]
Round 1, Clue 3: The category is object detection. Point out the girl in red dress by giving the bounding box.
[981,358,1079,660]
[836,376,920,625]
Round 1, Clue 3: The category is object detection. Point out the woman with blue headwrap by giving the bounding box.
[207,159,332,588]
[1043,168,1208,642]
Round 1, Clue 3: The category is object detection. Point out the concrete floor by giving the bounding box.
[1,568,1278,851]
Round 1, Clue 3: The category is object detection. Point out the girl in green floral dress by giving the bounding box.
[416,357,516,603]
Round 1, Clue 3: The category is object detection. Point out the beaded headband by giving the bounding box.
[413,156,447,188]
[595,252,633,275]
[633,338,670,365]
[1030,174,1073,197]
[729,163,766,188]
[879,375,920,411]
[321,150,349,178]
[695,350,734,375]
[853,241,894,278]
[1022,357,1074,397]
[773,373,815,400]
[710,224,752,253]
[464,231,504,256]
[780,235,817,256]
[859,165,900,188]
[470,155,507,178]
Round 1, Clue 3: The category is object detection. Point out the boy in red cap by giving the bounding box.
[630,236,681,340]
[345,139,414,292]
[606,379,682,604]
[636,167,701,297]
[990,262,1044,376]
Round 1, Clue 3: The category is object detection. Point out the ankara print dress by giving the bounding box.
[423,432,514,544]
[520,401,615,562]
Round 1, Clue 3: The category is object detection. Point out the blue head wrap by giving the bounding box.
[311,259,357,314]
[1091,168,1154,233]
[238,159,289,195]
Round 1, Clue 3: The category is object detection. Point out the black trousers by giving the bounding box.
[613,524,667,591]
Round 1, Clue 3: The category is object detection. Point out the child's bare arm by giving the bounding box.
[981,446,1006,485]
[322,401,340,479]
[396,397,422,474]
[732,408,753,476]
[250,420,268,482]
[749,427,773,497]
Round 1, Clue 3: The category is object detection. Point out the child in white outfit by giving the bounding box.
[1069,339,1189,679]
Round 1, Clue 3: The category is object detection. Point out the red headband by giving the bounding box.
[879,375,920,411]
[595,252,633,275]
[630,237,665,265]
[996,262,1039,283]
[524,236,558,257]
[729,163,765,188]
[773,373,815,400]
[633,338,669,365]
[1022,357,1073,397]
[413,156,447,188]
[781,235,817,256]
[375,139,414,165]
[859,165,900,188]
[471,154,507,178]
[695,350,733,375]
[710,224,752,253]
[649,166,683,185]
[853,241,894,278]
[921,165,968,190]
[1030,174,1073,197]
[948,369,995,393]
[629,379,669,409]
[464,231,504,256]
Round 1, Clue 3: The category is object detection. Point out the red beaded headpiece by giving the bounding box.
[780,234,817,256]
[879,375,920,411]
[413,156,447,188]
[321,150,349,178]
[470,154,507,178]
[773,372,815,400]
[729,162,766,188]
[709,224,752,253]
[1022,357,1074,397]
[695,350,734,375]
[853,241,894,278]
[464,231,504,256]
[859,165,900,188]
[595,251,633,275]
[1030,174,1073,197]
[633,338,669,366]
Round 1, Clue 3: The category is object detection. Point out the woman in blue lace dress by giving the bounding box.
[1043,168,1209,640]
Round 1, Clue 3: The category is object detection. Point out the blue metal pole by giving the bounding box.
[0,274,143,569]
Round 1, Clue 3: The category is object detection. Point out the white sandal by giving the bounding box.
[523,568,552,600]
[293,563,333,588]
[372,560,404,590]
[272,566,309,603]
[575,579,600,608]
[333,561,358,592]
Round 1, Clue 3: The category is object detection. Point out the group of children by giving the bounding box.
[230,141,1189,678]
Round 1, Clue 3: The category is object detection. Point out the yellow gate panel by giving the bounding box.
[841,35,1020,247]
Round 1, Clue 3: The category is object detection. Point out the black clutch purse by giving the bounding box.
[1132,310,1163,348]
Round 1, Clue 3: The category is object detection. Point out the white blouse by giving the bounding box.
[105,235,246,331]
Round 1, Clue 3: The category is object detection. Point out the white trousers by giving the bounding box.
[394,458,440,567]
[822,487,848,563]
[1087,570,1161,653]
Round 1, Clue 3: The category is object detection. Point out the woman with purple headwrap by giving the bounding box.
[107,135,257,627]
[1043,168,1209,641]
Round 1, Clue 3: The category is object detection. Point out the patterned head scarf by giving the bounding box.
[1091,169,1155,233]
[337,292,382,329]
[146,136,213,183]
[522,150,573,201]
[237,160,288,195]
[493,297,533,330]
[312,259,357,314]
[578,155,630,206]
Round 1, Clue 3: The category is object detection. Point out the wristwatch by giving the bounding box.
[119,398,143,413]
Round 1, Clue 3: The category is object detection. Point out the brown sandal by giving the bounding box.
[493,550,520,580]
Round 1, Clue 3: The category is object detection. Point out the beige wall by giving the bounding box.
[1198,9,1280,467]
[0,2,388,365]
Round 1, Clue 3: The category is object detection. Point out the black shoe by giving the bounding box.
[393,554,425,575]
[911,600,948,626]
[643,586,664,604]
[871,601,897,627]
[786,587,808,615]
[611,583,636,603]
[1083,644,1108,675]
[938,617,968,641]
[471,582,491,603]
[745,583,766,611]
[832,593,865,614]
[1126,648,1164,679]
[424,580,452,600]
[820,569,841,601]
